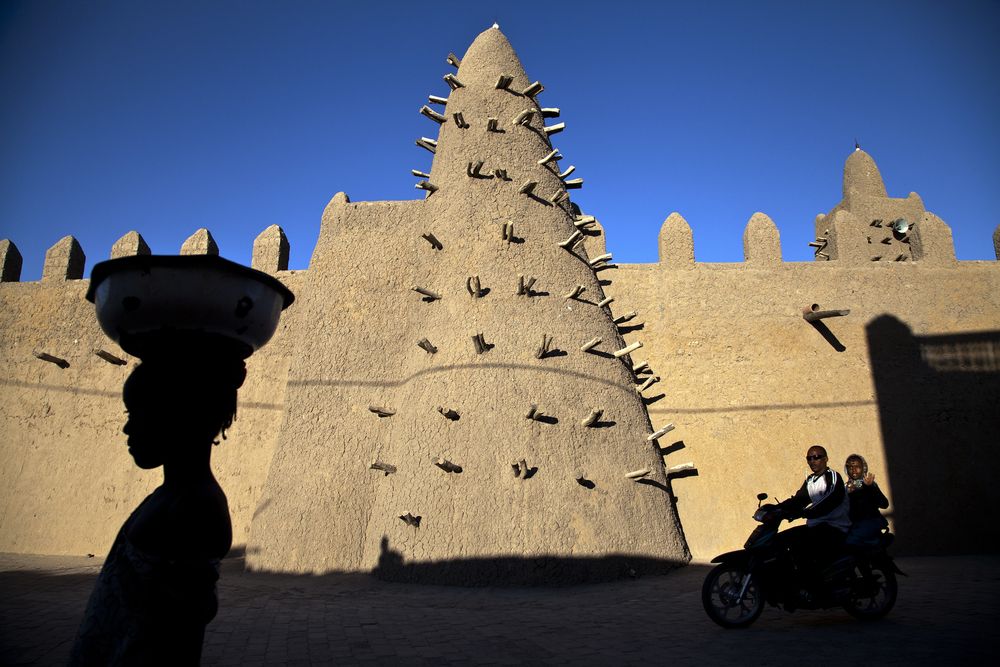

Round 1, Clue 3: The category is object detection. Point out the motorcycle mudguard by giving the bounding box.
[710,549,752,567]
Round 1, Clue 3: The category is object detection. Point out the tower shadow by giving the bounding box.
[866,315,1000,554]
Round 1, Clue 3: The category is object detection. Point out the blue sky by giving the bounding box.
[2,1,998,280]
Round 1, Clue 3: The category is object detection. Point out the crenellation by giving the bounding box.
[252,225,290,273]
[0,239,23,282]
[180,228,219,255]
[658,213,695,267]
[110,231,150,259]
[42,235,85,281]
[742,212,782,265]
[910,212,957,264]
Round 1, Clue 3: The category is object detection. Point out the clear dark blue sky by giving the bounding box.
[2,1,998,279]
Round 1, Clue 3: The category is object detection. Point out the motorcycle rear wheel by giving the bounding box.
[843,565,897,620]
[702,563,764,628]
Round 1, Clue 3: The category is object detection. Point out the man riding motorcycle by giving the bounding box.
[771,445,851,582]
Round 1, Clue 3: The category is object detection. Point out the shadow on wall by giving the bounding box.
[866,316,1000,555]
[371,536,687,587]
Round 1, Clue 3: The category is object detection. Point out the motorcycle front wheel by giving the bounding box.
[702,563,764,628]
[843,565,897,620]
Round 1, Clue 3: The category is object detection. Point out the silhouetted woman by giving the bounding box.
[71,347,246,666]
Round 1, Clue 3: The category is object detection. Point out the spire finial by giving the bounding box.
[492,22,500,29]
[854,138,860,151]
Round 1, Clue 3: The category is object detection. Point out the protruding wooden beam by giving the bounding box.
[471,333,489,354]
[541,108,560,118]
[411,169,430,178]
[417,338,438,354]
[667,462,696,475]
[802,304,850,322]
[513,109,534,126]
[428,94,448,106]
[522,81,543,97]
[597,296,614,308]
[613,310,637,324]
[435,458,463,473]
[370,461,397,476]
[446,52,461,68]
[613,341,642,358]
[563,178,584,189]
[631,360,649,373]
[564,285,585,300]
[415,180,439,195]
[412,286,441,301]
[580,337,602,352]
[581,409,603,427]
[437,406,460,420]
[420,105,447,123]
[558,230,583,249]
[466,275,483,298]
[524,404,545,421]
[369,406,396,417]
[519,181,538,195]
[512,459,531,478]
[589,253,613,267]
[535,334,553,359]
[636,375,660,393]
[399,512,421,527]
[495,74,513,90]
[502,221,515,242]
[625,468,651,480]
[517,275,538,296]
[647,423,675,441]
[487,117,500,132]
[558,165,576,179]
[538,149,562,165]
[549,190,568,205]
[444,73,464,89]
[543,122,565,136]
[416,137,438,153]
[453,112,470,129]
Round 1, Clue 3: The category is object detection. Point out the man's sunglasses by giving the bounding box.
[806,454,826,461]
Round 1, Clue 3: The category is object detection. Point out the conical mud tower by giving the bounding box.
[247,26,690,584]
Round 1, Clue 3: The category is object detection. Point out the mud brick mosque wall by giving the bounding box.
[1,27,998,573]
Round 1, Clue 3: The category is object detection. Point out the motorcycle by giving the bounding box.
[701,493,903,628]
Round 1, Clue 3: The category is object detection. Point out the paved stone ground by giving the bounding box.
[1,553,997,665]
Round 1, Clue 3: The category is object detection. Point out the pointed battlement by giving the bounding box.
[180,228,219,255]
[252,225,290,273]
[0,239,22,282]
[42,236,85,281]
[111,231,151,259]
[743,212,782,265]
[658,213,695,267]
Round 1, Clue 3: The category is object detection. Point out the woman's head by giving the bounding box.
[845,454,868,480]
[122,354,246,469]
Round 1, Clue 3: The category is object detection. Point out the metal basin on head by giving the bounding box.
[86,255,295,359]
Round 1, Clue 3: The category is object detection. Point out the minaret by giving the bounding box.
[813,147,941,264]
[843,147,888,199]
[247,27,690,584]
